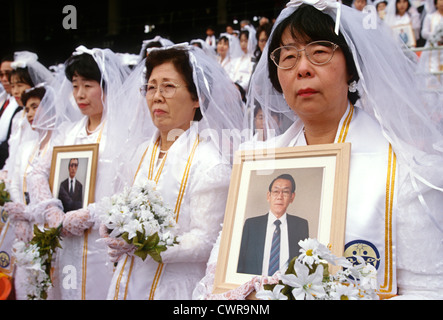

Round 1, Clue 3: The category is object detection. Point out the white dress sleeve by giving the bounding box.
[391,168,443,299]
[160,162,231,264]
[27,146,64,226]
[192,230,266,300]
[421,13,432,40]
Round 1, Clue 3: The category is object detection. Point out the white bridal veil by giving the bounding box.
[248,0,443,232]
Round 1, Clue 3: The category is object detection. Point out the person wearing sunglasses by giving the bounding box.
[58,158,83,213]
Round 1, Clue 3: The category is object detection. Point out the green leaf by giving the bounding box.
[147,248,162,263]
[0,181,11,206]
[285,256,298,275]
[134,247,149,261]
[263,283,276,291]
[145,232,160,248]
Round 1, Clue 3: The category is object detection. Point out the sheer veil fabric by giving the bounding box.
[248,0,443,234]
[102,44,246,300]
[244,0,443,298]
[113,44,247,190]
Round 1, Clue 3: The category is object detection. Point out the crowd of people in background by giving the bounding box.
[0,0,442,301]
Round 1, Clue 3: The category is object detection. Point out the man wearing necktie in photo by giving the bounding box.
[237,174,309,276]
[58,158,83,212]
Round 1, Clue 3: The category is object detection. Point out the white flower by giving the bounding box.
[256,284,288,300]
[348,256,378,292]
[298,238,335,266]
[123,219,144,240]
[98,179,178,261]
[259,238,379,300]
[281,262,326,300]
[107,212,132,237]
[12,240,53,300]
[329,283,360,300]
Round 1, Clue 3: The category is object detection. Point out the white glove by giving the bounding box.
[3,202,28,222]
[62,208,94,237]
[13,220,33,242]
[45,205,65,229]
[99,224,135,263]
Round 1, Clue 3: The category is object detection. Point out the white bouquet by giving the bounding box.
[256,238,379,300]
[13,225,62,300]
[100,180,179,262]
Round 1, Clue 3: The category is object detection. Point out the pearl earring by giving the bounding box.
[348,81,357,93]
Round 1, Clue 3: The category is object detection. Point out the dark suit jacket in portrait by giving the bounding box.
[237,213,309,275]
[58,178,83,212]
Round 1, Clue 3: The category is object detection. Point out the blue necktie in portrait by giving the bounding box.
[268,220,281,276]
[70,179,74,195]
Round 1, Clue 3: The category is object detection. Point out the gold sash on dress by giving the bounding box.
[338,105,397,299]
[80,124,104,300]
[113,135,200,300]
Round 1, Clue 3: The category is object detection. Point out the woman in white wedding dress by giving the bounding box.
[26,46,132,300]
[101,45,245,300]
[194,0,443,300]
[419,0,443,83]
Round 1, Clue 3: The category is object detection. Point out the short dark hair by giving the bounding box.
[145,48,202,121]
[254,23,272,59]
[1,54,14,64]
[68,158,79,169]
[269,174,296,193]
[21,86,46,106]
[396,0,411,13]
[217,36,229,45]
[10,67,34,87]
[267,5,360,105]
[145,41,163,50]
[64,53,104,89]
[240,29,249,39]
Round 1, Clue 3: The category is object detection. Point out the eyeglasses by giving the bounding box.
[270,189,292,198]
[140,81,184,98]
[270,40,339,70]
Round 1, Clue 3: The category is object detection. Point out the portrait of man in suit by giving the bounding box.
[58,158,83,212]
[237,173,309,276]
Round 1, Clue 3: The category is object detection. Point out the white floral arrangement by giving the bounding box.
[430,21,443,47]
[255,238,379,300]
[13,225,62,300]
[100,180,179,262]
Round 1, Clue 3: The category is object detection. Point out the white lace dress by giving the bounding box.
[28,117,115,300]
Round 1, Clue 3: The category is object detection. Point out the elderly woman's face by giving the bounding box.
[146,61,198,134]
[277,27,350,123]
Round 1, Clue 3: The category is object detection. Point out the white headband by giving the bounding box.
[286,0,342,35]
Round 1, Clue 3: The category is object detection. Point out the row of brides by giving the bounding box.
[0,0,442,300]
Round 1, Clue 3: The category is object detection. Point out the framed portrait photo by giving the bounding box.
[213,143,351,294]
[49,144,99,213]
[392,23,416,48]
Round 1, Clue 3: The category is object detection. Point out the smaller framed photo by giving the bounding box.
[213,143,351,294]
[49,144,99,213]
[392,23,416,48]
